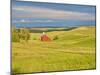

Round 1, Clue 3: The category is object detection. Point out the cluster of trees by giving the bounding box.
[12,27,30,42]
[53,35,58,40]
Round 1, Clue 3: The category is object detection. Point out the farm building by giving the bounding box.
[41,32,51,41]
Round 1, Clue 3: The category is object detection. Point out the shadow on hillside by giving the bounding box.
[29,27,78,33]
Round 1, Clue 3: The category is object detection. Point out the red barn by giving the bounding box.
[41,32,51,41]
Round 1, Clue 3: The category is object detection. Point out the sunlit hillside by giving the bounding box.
[12,26,96,73]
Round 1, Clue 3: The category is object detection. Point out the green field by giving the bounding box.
[12,26,96,73]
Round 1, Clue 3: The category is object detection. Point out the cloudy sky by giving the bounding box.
[12,0,96,28]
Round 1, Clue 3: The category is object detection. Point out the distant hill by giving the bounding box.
[29,27,77,33]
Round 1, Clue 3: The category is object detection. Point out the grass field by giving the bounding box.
[12,26,96,73]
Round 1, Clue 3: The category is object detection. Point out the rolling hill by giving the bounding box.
[12,26,96,73]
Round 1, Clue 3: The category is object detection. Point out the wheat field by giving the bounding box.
[12,26,96,73]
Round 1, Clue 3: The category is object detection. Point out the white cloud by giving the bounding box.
[13,19,56,23]
[12,6,95,20]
